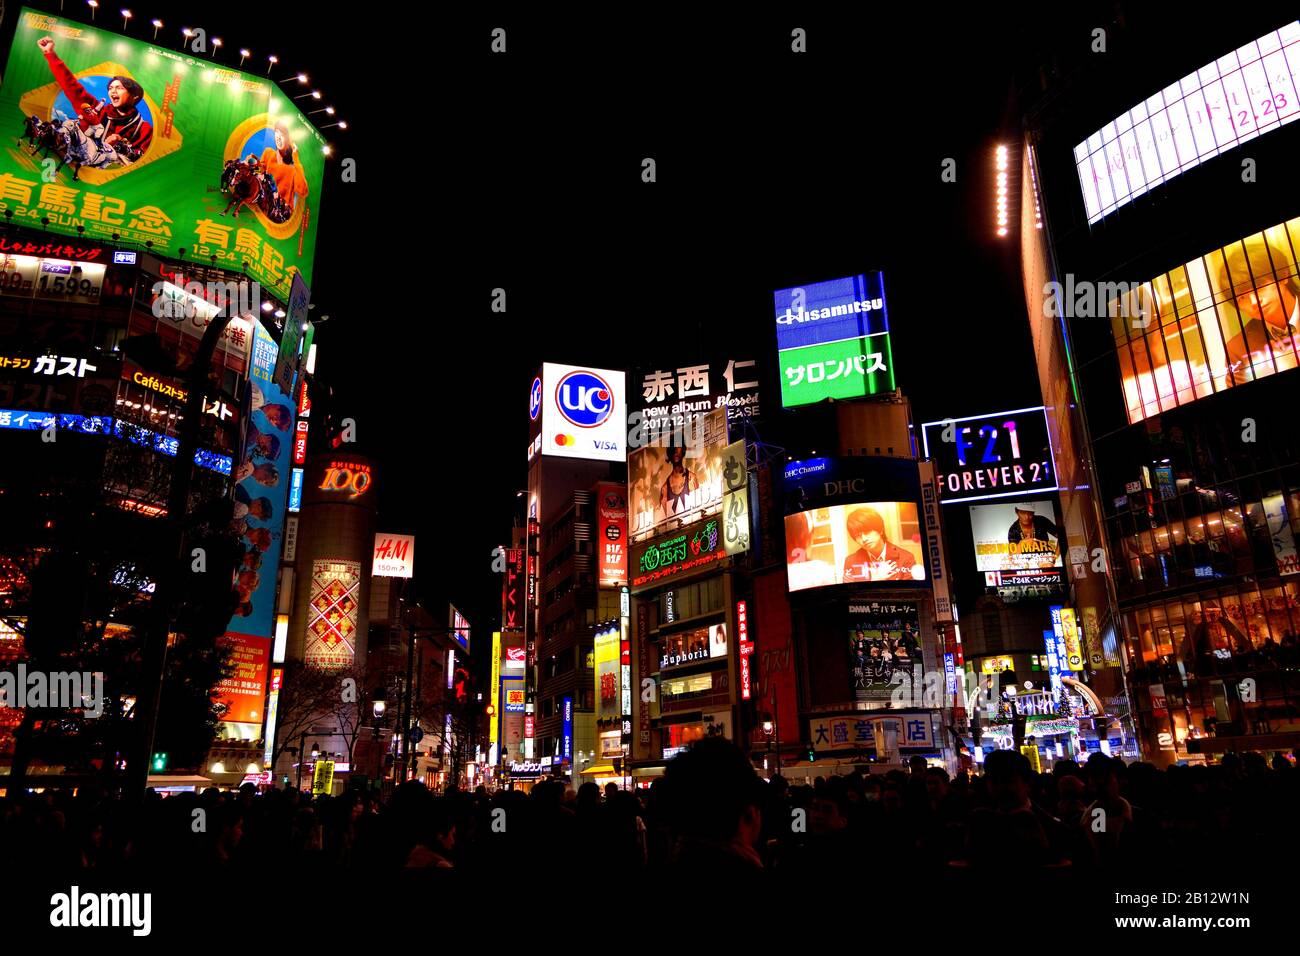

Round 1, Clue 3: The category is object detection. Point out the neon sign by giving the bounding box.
[319,461,372,498]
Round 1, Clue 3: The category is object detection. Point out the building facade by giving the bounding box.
[1020,7,1300,763]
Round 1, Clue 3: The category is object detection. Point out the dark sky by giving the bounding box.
[16,1,1096,635]
[306,7,1045,633]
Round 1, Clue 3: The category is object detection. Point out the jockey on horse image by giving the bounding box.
[37,35,153,170]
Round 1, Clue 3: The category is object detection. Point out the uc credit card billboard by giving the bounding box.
[0,8,326,294]
[773,273,893,408]
[535,362,627,463]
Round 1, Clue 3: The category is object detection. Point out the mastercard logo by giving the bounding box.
[555,434,574,446]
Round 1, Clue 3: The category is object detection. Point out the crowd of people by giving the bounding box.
[2,739,1295,877]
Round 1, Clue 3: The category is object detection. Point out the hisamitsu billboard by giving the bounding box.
[773,272,894,408]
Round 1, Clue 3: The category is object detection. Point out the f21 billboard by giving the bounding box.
[0,7,327,295]
[920,406,1057,504]
[529,363,627,463]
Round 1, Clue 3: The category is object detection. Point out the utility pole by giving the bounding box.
[772,689,782,775]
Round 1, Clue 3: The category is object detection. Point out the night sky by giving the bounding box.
[25,2,1102,635]
[314,8,1045,633]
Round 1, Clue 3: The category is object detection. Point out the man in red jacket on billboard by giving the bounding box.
[37,35,153,168]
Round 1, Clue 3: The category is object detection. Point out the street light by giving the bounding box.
[768,691,782,775]
[266,55,279,75]
[120,9,131,32]
[151,19,162,41]
[370,694,388,792]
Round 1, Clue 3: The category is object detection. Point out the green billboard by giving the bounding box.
[0,7,326,296]
[778,332,896,407]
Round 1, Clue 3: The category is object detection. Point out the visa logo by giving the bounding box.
[593,440,619,450]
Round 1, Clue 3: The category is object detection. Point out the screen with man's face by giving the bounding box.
[1110,215,1300,425]
[969,499,1063,573]
[785,501,924,592]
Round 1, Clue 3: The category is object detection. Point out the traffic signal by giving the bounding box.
[807,747,816,763]
[151,752,168,772]
[485,704,496,717]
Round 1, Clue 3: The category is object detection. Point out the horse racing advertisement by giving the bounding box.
[0,7,327,295]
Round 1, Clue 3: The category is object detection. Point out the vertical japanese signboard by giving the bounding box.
[918,460,953,623]
[562,696,573,763]
[489,631,501,754]
[596,482,628,586]
[502,547,525,632]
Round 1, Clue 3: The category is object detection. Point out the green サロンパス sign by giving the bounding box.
[779,332,895,407]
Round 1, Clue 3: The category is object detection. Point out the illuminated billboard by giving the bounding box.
[785,502,925,592]
[304,559,361,669]
[213,633,271,725]
[1075,21,1300,224]
[849,601,920,702]
[596,482,628,586]
[0,253,107,302]
[773,272,893,407]
[535,362,627,462]
[631,356,763,428]
[372,533,414,578]
[628,408,731,543]
[969,499,1064,574]
[781,455,922,512]
[449,606,470,652]
[0,7,328,294]
[659,622,727,670]
[781,456,924,592]
[502,547,525,632]
[595,624,620,722]
[920,406,1057,504]
[630,515,730,590]
[222,321,295,651]
[489,632,501,751]
[1110,214,1300,424]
